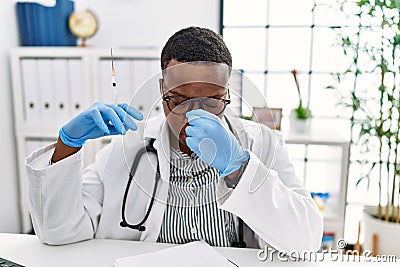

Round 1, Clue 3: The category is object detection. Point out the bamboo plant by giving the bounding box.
[333,0,400,222]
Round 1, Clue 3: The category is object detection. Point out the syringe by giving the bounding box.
[111,48,118,105]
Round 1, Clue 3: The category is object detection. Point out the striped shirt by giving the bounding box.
[157,148,237,247]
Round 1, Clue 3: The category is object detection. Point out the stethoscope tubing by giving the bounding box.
[119,117,246,247]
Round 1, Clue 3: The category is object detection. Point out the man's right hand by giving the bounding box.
[51,102,143,163]
[59,102,143,148]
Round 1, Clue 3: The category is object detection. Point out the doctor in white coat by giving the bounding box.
[26,26,323,253]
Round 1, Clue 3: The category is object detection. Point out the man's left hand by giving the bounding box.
[185,109,250,176]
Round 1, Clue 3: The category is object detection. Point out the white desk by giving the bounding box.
[0,234,397,266]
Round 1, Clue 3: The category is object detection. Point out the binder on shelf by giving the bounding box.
[67,59,86,116]
[131,60,150,94]
[131,60,161,117]
[131,60,149,115]
[52,59,71,121]
[23,4,36,45]
[115,60,132,104]
[148,60,163,116]
[37,59,56,121]
[52,0,75,46]
[99,59,131,105]
[21,59,41,122]
[16,0,76,46]
[38,5,50,45]
[40,139,56,149]
[99,60,113,104]
[25,139,56,157]
[16,3,28,45]
[25,139,43,156]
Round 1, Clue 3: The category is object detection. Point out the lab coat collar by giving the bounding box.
[141,113,170,183]
[138,114,170,242]
[142,113,167,139]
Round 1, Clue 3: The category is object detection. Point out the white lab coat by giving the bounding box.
[26,114,323,252]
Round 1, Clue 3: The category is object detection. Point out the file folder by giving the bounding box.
[147,60,163,117]
[25,139,56,157]
[16,3,29,45]
[68,59,86,116]
[25,139,43,156]
[115,60,132,104]
[99,60,113,104]
[37,59,56,121]
[21,59,41,122]
[52,59,71,121]
[16,0,76,46]
[130,60,161,118]
[41,139,56,149]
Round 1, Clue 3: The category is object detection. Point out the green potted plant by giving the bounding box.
[290,69,312,133]
[332,0,400,256]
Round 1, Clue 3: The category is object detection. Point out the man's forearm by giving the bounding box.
[224,160,249,188]
[51,136,81,163]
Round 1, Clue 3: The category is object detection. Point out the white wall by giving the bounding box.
[75,0,221,50]
[0,0,220,233]
[0,0,20,233]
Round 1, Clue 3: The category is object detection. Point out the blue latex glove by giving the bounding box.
[185,109,250,176]
[59,102,143,147]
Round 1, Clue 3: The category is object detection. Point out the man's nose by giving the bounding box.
[190,99,202,111]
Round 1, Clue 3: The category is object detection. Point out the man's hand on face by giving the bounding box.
[185,109,249,176]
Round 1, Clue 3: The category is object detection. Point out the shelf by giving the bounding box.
[284,130,350,145]
[322,211,340,221]
[11,47,160,59]
[10,47,161,233]
[282,130,350,245]
[17,124,62,139]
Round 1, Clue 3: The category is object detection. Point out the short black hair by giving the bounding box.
[161,26,232,70]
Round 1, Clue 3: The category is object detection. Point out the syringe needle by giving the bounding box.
[111,48,118,105]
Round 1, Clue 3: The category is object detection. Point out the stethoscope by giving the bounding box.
[120,138,160,232]
[120,117,247,248]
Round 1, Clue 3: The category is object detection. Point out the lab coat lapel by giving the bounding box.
[139,114,171,241]
[225,115,249,150]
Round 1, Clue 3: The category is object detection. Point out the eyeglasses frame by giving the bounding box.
[159,78,231,116]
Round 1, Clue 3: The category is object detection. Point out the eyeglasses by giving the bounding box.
[162,90,231,116]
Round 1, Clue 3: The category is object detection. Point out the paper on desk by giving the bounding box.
[114,240,236,267]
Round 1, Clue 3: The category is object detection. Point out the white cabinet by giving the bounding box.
[284,130,350,249]
[10,47,161,233]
